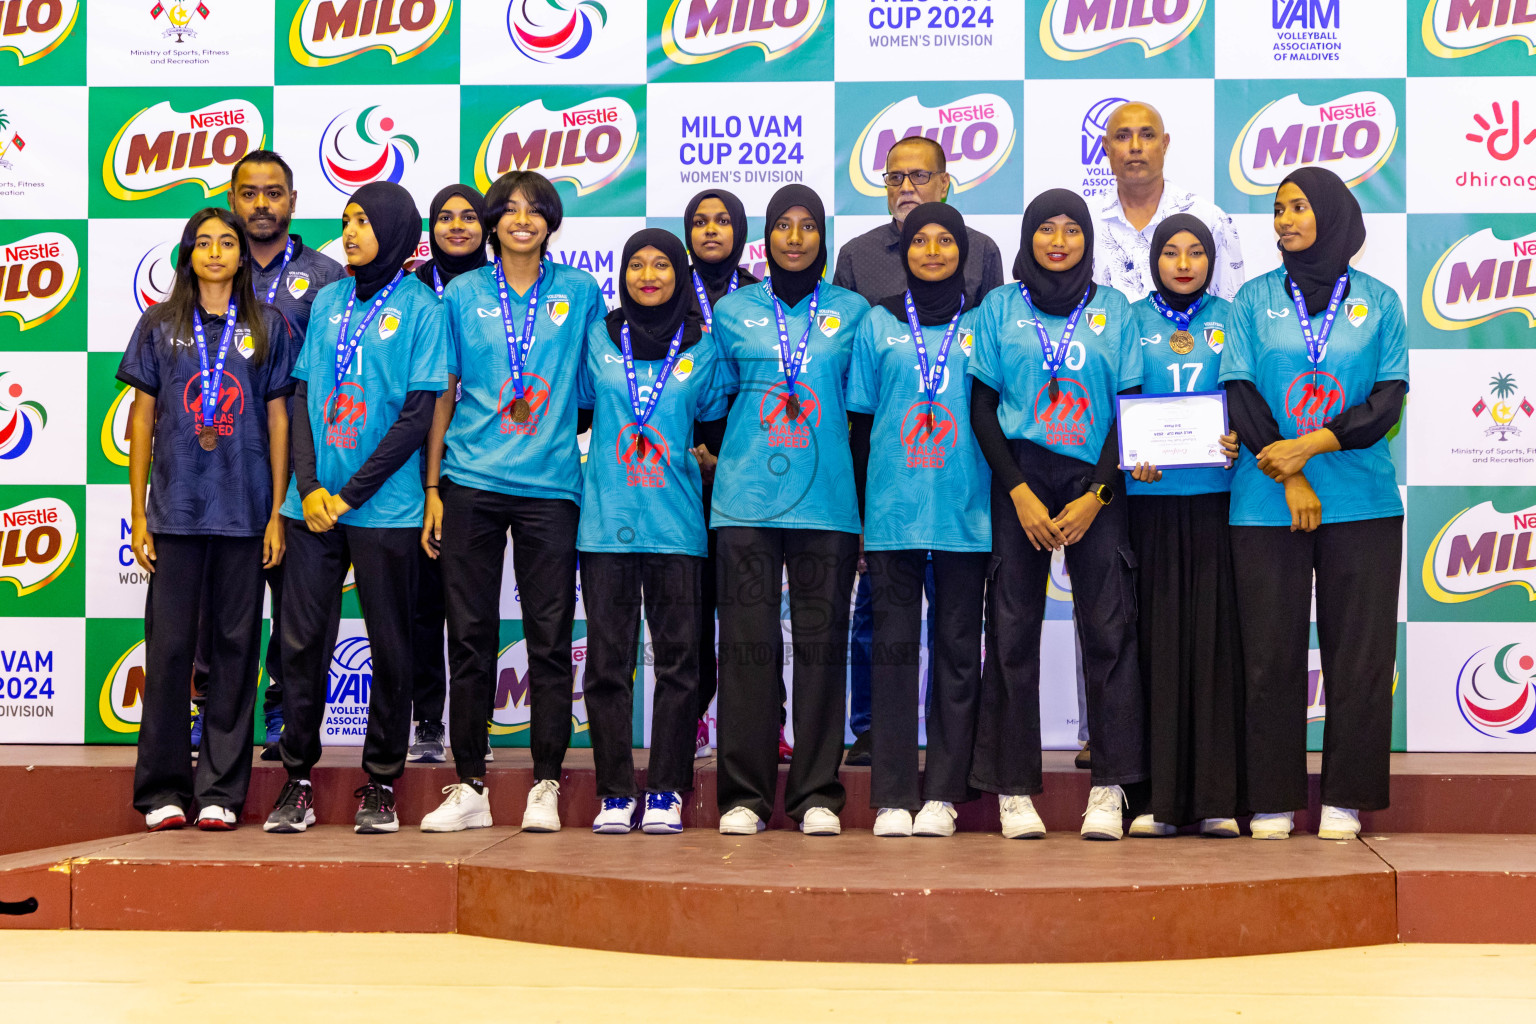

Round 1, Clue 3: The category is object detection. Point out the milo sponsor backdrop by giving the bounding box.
[0,0,1532,753]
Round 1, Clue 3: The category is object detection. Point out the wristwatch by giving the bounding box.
[1089,483,1114,507]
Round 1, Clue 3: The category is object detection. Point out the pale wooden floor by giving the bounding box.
[0,933,1532,1023]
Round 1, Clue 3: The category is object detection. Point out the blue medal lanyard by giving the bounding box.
[901,290,966,411]
[1287,273,1349,389]
[691,268,738,332]
[1148,291,1202,333]
[191,302,239,444]
[1019,284,1090,400]
[619,322,687,459]
[432,265,445,299]
[261,238,295,305]
[768,280,820,420]
[492,258,544,420]
[328,270,404,422]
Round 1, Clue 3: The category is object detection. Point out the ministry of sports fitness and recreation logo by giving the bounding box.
[1039,0,1205,60]
[490,635,590,737]
[1471,371,1534,442]
[1422,0,1536,58]
[103,99,266,202]
[1423,227,1536,331]
[0,497,78,597]
[1423,499,1536,605]
[0,0,78,65]
[472,95,637,195]
[0,372,46,462]
[1455,641,1536,737]
[289,0,455,67]
[848,91,1016,198]
[661,0,826,64]
[0,231,81,330]
[97,638,146,736]
[0,108,28,173]
[508,0,606,61]
[1228,88,1398,196]
[149,2,210,44]
[319,105,419,194]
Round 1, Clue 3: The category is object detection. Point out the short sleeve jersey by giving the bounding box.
[1125,292,1234,497]
[116,303,297,536]
[846,304,991,552]
[575,324,730,556]
[279,274,448,528]
[250,234,347,341]
[1219,268,1408,527]
[709,281,869,533]
[441,260,605,505]
[967,283,1141,465]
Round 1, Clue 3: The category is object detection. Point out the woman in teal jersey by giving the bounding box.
[418,171,605,836]
[1122,213,1245,839]
[711,184,870,837]
[967,188,1147,841]
[576,228,729,836]
[848,203,990,838]
[1219,167,1407,842]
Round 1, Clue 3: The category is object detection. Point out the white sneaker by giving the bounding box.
[1128,813,1176,838]
[421,783,493,833]
[999,794,1046,839]
[484,748,494,762]
[1200,817,1241,838]
[195,805,236,831]
[1080,785,1126,841]
[1317,805,1361,840]
[873,808,913,837]
[718,806,764,835]
[1249,811,1294,840]
[641,792,684,834]
[912,800,957,837]
[800,807,841,836]
[145,805,185,832]
[521,779,561,832]
[593,796,637,834]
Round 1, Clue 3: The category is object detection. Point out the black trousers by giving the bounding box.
[581,552,701,796]
[715,526,858,822]
[412,546,447,724]
[971,440,1147,795]
[134,534,263,814]
[866,549,987,810]
[277,519,419,781]
[440,479,578,781]
[1232,517,1401,812]
[696,523,719,721]
[194,564,288,715]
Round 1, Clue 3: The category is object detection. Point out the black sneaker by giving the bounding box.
[843,730,873,767]
[259,706,284,762]
[263,779,315,833]
[407,720,446,763]
[354,781,399,834]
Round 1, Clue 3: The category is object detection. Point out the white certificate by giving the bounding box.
[1116,391,1230,471]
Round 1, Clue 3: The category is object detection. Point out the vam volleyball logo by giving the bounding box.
[1423,500,1536,605]
[1456,641,1536,737]
[133,241,176,312]
[1422,0,1536,59]
[661,0,826,64]
[508,0,606,61]
[319,105,419,194]
[489,635,589,736]
[1229,90,1398,196]
[0,0,78,65]
[0,231,80,330]
[0,372,46,461]
[849,93,1015,198]
[97,638,146,735]
[1040,0,1205,59]
[103,99,266,202]
[1423,228,1536,331]
[473,96,637,195]
[289,0,454,66]
[0,497,78,597]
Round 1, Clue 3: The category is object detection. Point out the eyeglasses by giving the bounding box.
[882,170,937,187]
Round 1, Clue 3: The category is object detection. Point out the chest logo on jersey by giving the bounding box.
[618,426,669,489]
[1033,378,1092,447]
[377,309,402,341]
[959,330,973,357]
[885,334,911,346]
[673,356,694,382]
[286,272,311,300]
[545,297,570,327]
[477,307,500,318]
[234,327,254,360]
[181,371,245,440]
[818,312,843,337]
[325,382,366,448]
[1086,310,1106,335]
[902,401,959,469]
[1344,300,1368,327]
[1204,325,1225,354]
[497,374,550,436]
[761,382,820,448]
[1267,308,1290,319]
[744,316,770,328]
[1140,333,1163,347]
[1284,370,1345,434]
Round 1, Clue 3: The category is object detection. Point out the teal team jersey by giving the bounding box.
[968,283,1141,465]
[575,325,730,556]
[846,304,991,552]
[440,260,605,504]
[1219,268,1408,527]
[710,281,869,533]
[281,274,448,529]
[1125,292,1234,497]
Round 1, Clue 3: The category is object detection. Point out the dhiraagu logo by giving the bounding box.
[0,0,79,66]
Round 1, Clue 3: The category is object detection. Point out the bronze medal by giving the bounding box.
[785,393,801,420]
[1048,378,1060,402]
[511,397,531,424]
[636,433,648,459]
[198,425,218,452]
[1170,330,1195,355]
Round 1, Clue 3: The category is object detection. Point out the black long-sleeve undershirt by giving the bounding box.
[848,412,872,520]
[336,390,438,510]
[1225,378,1407,456]
[291,382,319,500]
[970,381,1135,498]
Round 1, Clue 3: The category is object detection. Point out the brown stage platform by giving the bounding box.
[1,748,1535,961]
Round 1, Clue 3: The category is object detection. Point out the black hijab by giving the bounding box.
[763,184,827,308]
[877,202,969,326]
[416,183,488,291]
[1149,213,1216,314]
[605,228,702,360]
[684,188,750,303]
[1013,188,1096,316]
[349,181,420,302]
[1277,166,1365,315]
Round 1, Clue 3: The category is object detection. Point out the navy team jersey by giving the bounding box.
[709,280,869,533]
[575,325,729,556]
[846,303,990,552]
[279,274,448,528]
[441,259,605,504]
[250,234,346,341]
[117,303,297,536]
[1125,292,1234,497]
[968,283,1141,465]
[1219,268,1407,527]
